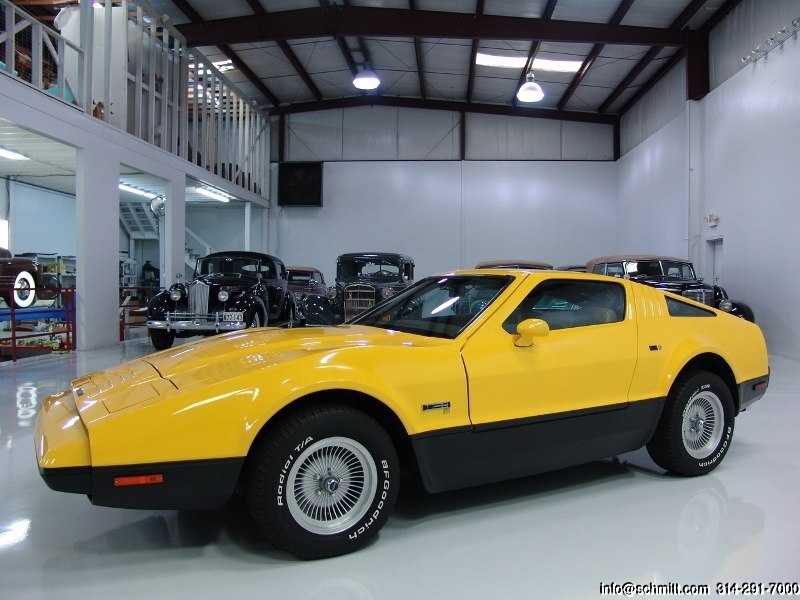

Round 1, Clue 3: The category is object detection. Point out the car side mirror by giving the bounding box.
[515,318,550,348]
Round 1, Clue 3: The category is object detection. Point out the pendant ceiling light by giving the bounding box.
[353,64,380,90]
[516,71,544,103]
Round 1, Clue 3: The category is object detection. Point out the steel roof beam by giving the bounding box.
[176,6,687,47]
[557,0,635,111]
[465,0,484,104]
[171,0,282,106]
[270,95,619,126]
[511,0,558,108]
[597,0,706,114]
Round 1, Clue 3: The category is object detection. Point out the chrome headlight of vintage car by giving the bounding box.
[169,289,182,301]
[718,299,733,312]
[326,287,337,301]
[218,290,230,302]
[380,287,396,300]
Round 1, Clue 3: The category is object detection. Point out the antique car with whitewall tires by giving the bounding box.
[146,251,296,350]
[303,252,414,325]
[36,269,769,559]
[0,247,59,308]
[586,255,755,322]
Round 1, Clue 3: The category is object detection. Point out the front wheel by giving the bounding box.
[246,308,262,328]
[150,328,175,350]
[647,371,734,476]
[245,405,399,559]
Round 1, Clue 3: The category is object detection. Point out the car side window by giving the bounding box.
[502,280,625,333]
[666,297,715,317]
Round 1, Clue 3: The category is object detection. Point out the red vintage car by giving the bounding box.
[0,248,59,308]
[287,266,327,301]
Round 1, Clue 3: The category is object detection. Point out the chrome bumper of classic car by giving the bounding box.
[148,312,247,333]
[682,288,714,306]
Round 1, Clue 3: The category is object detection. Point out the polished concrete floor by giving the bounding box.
[1,338,798,599]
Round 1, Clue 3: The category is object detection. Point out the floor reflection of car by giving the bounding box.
[146,251,295,350]
[36,269,769,560]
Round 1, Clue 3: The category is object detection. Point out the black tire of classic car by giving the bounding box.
[13,270,37,308]
[150,328,175,351]
[647,371,734,476]
[244,404,399,559]
[247,307,262,328]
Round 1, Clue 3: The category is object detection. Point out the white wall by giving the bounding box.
[616,113,689,257]
[616,18,799,359]
[279,106,614,162]
[8,182,77,255]
[699,31,799,359]
[272,160,617,284]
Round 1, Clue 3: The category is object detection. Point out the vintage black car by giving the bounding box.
[586,255,754,321]
[303,252,414,325]
[146,251,295,350]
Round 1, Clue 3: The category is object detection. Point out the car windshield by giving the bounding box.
[289,271,314,283]
[661,261,696,279]
[197,256,271,278]
[352,275,513,339]
[338,258,401,281]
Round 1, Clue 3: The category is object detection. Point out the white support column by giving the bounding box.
[163,176,186,288]
[75,146,120,350]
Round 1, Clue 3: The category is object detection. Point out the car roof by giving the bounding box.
[586,254,691,272]
[475,259,553,270]
[338,252,413,262]
[203,251,283,263]
[287,266,321,272]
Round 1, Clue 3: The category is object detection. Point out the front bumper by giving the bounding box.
[148,311,247,334]
[35,387,243,509]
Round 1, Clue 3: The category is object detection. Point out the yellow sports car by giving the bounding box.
[35,270,770,559]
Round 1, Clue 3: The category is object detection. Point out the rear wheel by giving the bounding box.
[150,328,175,350]
[13,271,37,308]
[245,405,399,559]
[647,371,734,476]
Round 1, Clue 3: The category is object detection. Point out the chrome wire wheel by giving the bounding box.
[682,391,724,459]
[287,437,378,536]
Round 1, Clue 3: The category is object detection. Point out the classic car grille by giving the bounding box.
[188,281,210,315]
[343,284,375,320]
[682,288,714,306]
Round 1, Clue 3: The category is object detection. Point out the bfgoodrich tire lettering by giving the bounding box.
[647,371,734,476]
[245,405,399,559]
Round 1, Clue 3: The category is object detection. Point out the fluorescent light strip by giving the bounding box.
[119,183,158,199]
[476,52,582,73]
[194,187,230,203]
[0,148,29,161]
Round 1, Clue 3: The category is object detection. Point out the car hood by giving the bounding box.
[72,325,449,420]
[192,274,258,287]
[147,325,440,378]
